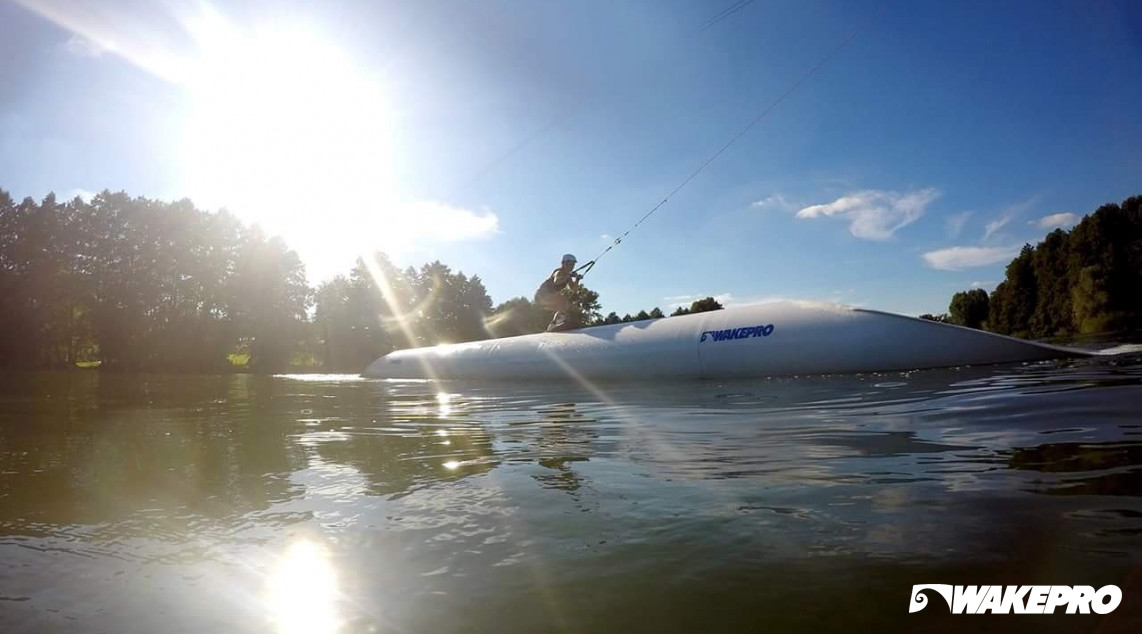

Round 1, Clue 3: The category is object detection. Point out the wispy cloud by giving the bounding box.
[945,211,971,239]
[970,280,998,291]
[1032,212,1078,230]
[982,216,1011,241]
[751,194,793,211]
[796,188,939,240]
[982,196,1038,241]
[64,34,110,58]
[922,245,1020,271]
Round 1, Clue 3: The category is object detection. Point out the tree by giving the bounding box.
[312,253,418,370]
[972,194,1142,338]
[487,297,549,337]
[0,192,42,367]
[1068,200,1141,333]
[669,297,723,317]
[988,245,1036,336]
[230,230,312,372]
[1029,229,1072,336]
[948,289,989,330]
[648,307,665,319]
[312,274,389,372]
[406,261,493,345]
[563,283,602,328]
[689,297,724,313]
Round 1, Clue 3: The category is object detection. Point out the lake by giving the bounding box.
[1,353,1140,633]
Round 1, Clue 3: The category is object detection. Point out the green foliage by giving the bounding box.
[311,258,401,372]
[405,260,494,344]
[311,254,497,370]
[231,230,312,372]
[601,306,664,324]
[671,297,725,316]
[487,297,550,337]
[918,313,950,323]
[0,190,311,372]
[978,195,1142,338]
[600,312,622,325]
[948,288,989,329]
[563,283,603,329]
[1029,230,1072,336]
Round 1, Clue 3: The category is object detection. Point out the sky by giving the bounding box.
[2,0,1140,316]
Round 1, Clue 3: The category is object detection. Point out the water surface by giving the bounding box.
[2,354,1141,633]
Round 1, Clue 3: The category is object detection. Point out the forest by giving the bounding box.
[0,189,722,373]
[923,195,1140,338]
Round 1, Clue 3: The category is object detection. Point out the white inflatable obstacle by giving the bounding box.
[362,301,1088,381]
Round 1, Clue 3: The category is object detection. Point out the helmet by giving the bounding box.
[561,253,577,264]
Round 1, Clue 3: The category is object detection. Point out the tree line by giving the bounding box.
[1,189,725,373]
[591,296,724,326]
[923,194,1141,338]
[1,190,311,372]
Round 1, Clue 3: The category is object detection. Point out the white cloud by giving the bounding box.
[751,194,792,211]
[796,188,938,240]
[1032,212,1078,230]
[600,233,614,243]
[945,211,971,238]
[922,245,1020,271]
[395,201,499,243]
[970,280,998,291]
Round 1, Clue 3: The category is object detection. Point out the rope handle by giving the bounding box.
[573,260,596,278]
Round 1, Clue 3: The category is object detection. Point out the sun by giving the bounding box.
[178,13,398,263]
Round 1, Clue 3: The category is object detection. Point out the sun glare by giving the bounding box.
[265,539,340,634]
[179,13,399,267]
[17,0,500,277]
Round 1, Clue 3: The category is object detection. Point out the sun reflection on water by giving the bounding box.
[436,392,454,417]
[266,540,340,634]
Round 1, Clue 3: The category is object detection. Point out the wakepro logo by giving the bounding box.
[700,324,775,343]
[909,584,1122,615]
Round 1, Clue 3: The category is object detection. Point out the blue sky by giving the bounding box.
[2,0,1140,316]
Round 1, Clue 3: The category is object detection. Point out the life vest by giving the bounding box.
[535,268,571,299]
